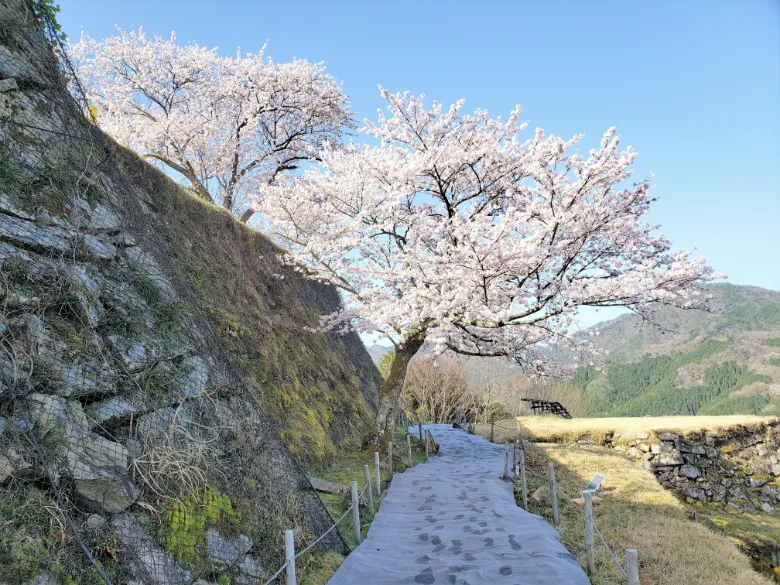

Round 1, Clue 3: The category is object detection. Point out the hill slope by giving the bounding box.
[579,284,780,417]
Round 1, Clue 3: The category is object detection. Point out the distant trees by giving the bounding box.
[71,29,352,221]
[260,88,722,446]
[404,357,479,424]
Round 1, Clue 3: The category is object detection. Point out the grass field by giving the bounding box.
[477,414,779,445]
[515,442,773,585]
[472,416,778,583]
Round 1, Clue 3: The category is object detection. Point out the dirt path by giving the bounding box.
[327,424,590,585]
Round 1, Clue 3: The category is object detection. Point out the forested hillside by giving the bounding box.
[573,284,780,417]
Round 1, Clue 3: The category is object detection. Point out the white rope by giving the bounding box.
[260,559,289,585]
[522,464,628,577]
[295,483,372,559]
[295,505,354,558]
[594,520,628,577]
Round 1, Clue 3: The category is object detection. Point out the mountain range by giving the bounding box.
[575,283,780,416]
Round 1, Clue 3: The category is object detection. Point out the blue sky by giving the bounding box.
[58,0,780,331]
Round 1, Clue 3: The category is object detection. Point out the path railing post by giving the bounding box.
[518,449,528,510]
[626,548,640,585]
[374,451,381,495]
[548,462,559,526]
[388,442,393,477]
[503,445,509,479]
[583,490,595,577]
[363,464,374,514]
[418,422,423,441]
[350,480,361,544]
[490,414,495,442]
[407,434,413,468]
[285,529,296,585]
[513,439,518,474]
[425,431,429,458]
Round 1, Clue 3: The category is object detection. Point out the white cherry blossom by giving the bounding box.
[260,88,723,443]
[70,28,353,220]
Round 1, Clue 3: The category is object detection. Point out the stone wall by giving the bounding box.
[0,2,376,583]
[612,421,780,514]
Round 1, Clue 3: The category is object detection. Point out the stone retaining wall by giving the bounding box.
[611,421,780,514]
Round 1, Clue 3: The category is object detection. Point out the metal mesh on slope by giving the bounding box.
[0,2,347,584]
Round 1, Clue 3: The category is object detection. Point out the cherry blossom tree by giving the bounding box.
[70,28,352,220]
[261,88,724,447]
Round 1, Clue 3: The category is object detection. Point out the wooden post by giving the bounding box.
[285,529,296,585]
[503,445,509,479]
[548,462,559,526]
[518,449,528,510]
[583,490,595,576]
[513,439,517,474]
[363,464,374,514]
[418,422,423,441]
[425,432,429,458]
[406,434,413,468]
[490,414,495,442]
[350,480,361,544]
[374,451,381,495]
[388,442,393,477]
[626,548,640,585]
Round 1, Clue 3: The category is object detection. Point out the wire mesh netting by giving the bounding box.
[0,1,350,583]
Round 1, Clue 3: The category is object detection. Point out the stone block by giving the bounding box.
[0,214,71,252]
[679,464,701,479]
[206,529,253,569]
[654,449,684,466]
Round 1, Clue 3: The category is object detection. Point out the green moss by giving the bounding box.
[132,275,181,342]
[0,486,60,583]
[162,487,242,565]
[299,550,344,585]
[216,576,231,585]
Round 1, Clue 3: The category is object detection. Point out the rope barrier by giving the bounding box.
[260,475,373,583]
[266,424,435,584]
[295,505,353,559]
[479,421,629,581]
[515,452,629,579]
[594,520,628,577]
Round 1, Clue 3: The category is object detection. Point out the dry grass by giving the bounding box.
[516,442,772,585]
[478,414,779,445]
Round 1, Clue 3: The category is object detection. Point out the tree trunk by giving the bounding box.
[371,335,425,450]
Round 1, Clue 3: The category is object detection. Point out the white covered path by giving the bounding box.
[327,424,590,585]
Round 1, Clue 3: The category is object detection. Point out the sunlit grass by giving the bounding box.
[477,414,778,445]
[512,442,772,585]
